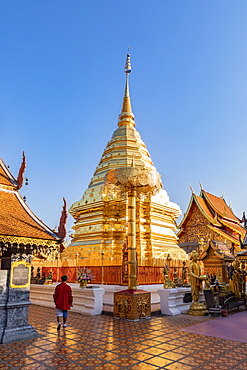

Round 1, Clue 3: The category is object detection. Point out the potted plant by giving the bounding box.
[77,267,94,288]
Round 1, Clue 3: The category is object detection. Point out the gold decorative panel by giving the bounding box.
[114,290,151,320]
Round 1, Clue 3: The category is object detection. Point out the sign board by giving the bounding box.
[10,260,31,288]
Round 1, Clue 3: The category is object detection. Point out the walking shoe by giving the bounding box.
[63,324,67,328]
[57,323,61,330]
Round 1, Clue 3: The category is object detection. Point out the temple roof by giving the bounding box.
[0,159,18,189]
[0,157,60,244]
[199,240,234,260]
[201,191,240,223]
[178,188,245,242]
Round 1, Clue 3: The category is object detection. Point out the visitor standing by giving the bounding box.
[53,275,73,330]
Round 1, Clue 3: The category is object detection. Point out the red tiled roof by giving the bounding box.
[204,192,239,222]
[221,219,246,236]
[0,189,59,241]
[179,189,243,245]
[0,163,16,187]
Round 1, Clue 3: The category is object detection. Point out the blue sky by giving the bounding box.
[1,1,247,238]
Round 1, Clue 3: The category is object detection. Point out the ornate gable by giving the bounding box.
[178,199,211,244]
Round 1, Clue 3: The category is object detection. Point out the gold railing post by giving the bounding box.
[56,254,59,282]
[75,253,79,281]
[101,250,105,284]
[128,188,137,289]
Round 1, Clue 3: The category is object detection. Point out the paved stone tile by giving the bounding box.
[5,357,35,367]
[130,363,159,369]
[0,363,13,370]
[144,356,173,367]
[1,305,247,369]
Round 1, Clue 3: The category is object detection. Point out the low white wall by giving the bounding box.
[158,287,204,316]
[30,283,104,315]
[30,283,197,316]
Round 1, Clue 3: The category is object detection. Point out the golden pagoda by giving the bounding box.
[61,53,187,284]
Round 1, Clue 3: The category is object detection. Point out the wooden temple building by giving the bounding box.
[57,53,187,285]
[0,154,63,343]
[0,154,62,273]
[178,188,246,280]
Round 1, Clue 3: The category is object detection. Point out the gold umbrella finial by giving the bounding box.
[124,50,131,75]
[118,50,135,128]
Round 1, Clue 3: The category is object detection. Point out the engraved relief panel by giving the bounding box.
[179,203,211,243]
[212,232,225,242]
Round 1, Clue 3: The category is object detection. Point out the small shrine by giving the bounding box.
[198,240,234,283]
[0,154,63,343]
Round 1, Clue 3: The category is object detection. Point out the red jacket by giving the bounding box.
[53,282,73,310]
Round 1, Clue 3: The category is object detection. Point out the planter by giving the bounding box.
[80,281,88,288]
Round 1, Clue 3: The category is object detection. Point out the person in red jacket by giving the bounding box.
[53,275,73,330]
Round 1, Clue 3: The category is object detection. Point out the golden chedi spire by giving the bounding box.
[65,51,187,276]
[118,53,135,128]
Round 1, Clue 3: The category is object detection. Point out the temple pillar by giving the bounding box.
[0,246,37,344]
[104,165,162,321]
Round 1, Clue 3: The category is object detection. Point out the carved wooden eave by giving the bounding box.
[199,251,207,260]
[207,225,240,245]
[237,249,247,257]
[220,218,246,237]
[203,242,210,253]
[0,234,59,248]
[199,240,234,261]
[214,250,225,260]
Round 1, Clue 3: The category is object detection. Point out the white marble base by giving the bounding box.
[30,283,163,314]
[102,284,163,305]
[158,287,204,316]
[30,284,105,315]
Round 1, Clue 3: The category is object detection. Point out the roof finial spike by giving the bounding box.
[124,52,131,75]
[190,184,194,194]
[118,50,135,128]
[199,182,204,191]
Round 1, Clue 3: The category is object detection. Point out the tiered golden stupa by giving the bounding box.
[61,53,187,284]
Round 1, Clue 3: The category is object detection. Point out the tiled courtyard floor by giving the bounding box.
[1,305,247,369]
